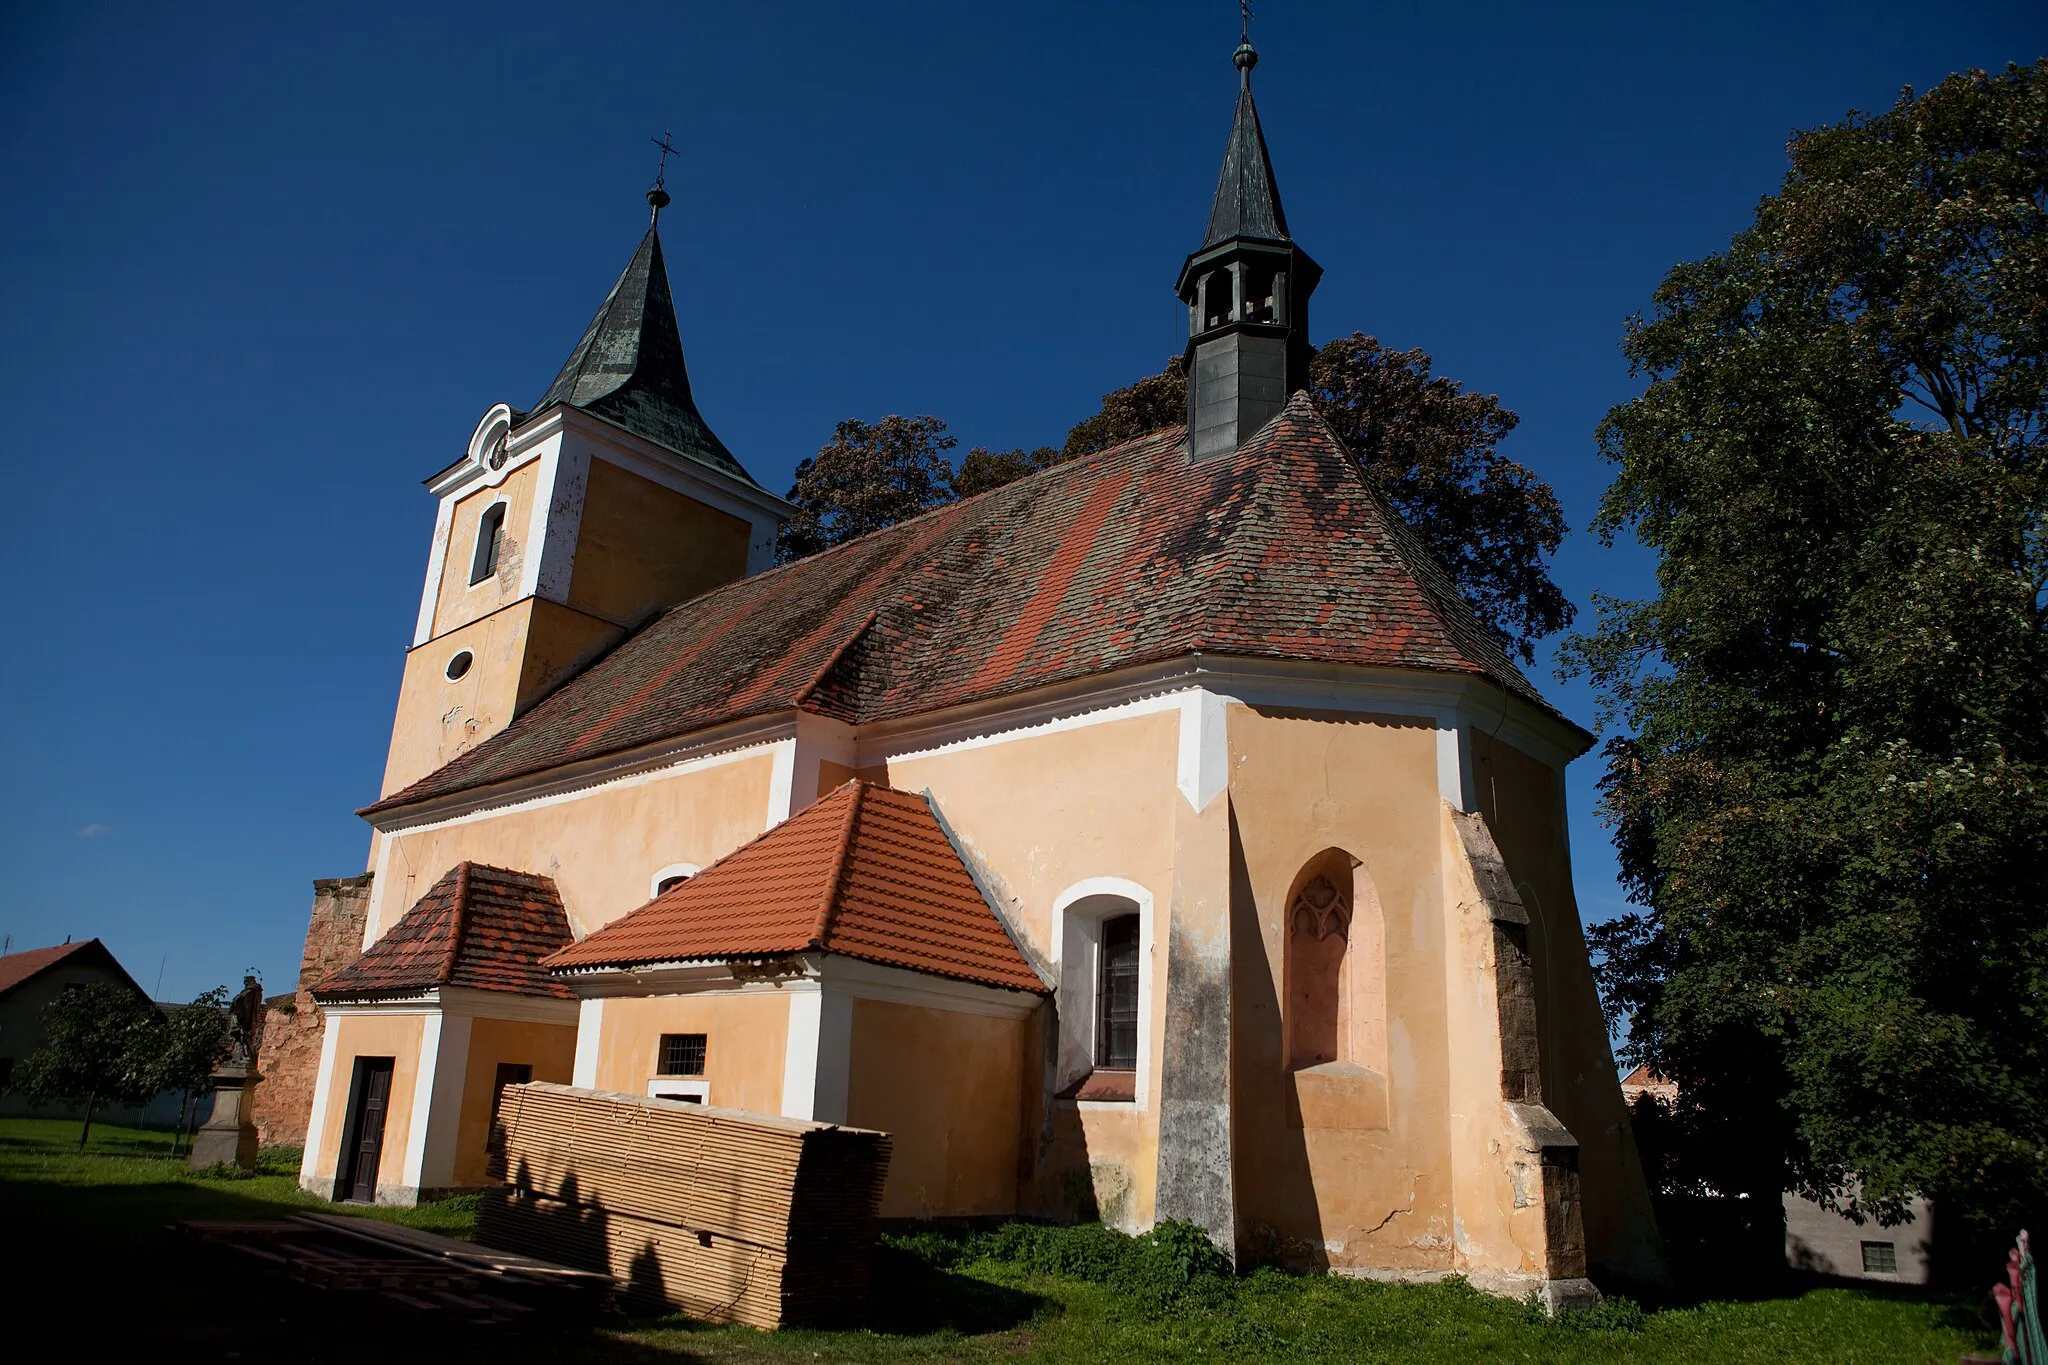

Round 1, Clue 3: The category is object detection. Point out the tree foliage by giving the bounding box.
[1566,63,2048,1237]
[778,415,958,560]
[13,983,163,1149]
[955,445,1059,499]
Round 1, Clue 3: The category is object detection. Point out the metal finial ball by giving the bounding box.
[646,185,673,212]
[1233,40,1258,73]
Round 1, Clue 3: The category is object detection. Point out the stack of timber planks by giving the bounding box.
[477,1082,892,1330]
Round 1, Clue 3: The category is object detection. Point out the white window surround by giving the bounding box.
[647,1077,710,1104]
[1051,878,1156,1110]
[648,863,701,898]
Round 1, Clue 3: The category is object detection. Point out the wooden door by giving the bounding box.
[340,1058,395,1203]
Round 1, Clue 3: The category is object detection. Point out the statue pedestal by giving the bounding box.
[188,1069,259,1171]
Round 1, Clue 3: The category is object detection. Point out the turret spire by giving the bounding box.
[1175,31,1321,460]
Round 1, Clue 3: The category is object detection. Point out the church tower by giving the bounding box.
[1176,36,1322,460]
[378,184,790,799]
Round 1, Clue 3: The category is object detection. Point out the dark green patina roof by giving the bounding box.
[1201,66,1289,248]
[534,226,761,489]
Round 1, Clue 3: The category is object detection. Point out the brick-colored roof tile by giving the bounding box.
[546,781,1046,995]
[367,395,1570,817]
[313,863,575,1001]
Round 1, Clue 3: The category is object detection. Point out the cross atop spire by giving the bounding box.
[647,129,677,224]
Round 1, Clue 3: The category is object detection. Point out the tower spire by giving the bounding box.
[648,129,677,226]
[1174,29,1321,460]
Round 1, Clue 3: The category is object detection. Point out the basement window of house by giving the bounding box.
[1861,1241,1898,1275]
[659,1033,707,1078]
[469,502,507,585]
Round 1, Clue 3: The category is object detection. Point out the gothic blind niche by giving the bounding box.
[1283,850,1388,1077]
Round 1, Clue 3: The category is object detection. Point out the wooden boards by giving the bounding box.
[476,1082,892,1331]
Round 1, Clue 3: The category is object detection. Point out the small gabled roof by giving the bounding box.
[531,226,761,489]
[547,781,1047,995]
[313,863,575,1002]
[0,939,147,1003]
[366,394,1579,819]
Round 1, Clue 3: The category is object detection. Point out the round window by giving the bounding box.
[445,650,474,681]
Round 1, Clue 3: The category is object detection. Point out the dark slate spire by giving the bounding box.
[1201,43,1290,248]
[534,194,760,488]
[1175,34,1321,461]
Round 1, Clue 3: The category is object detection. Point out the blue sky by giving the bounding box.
[1,2,2041,1003]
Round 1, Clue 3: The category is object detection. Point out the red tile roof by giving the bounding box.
[313,863,576,1001]
[367,394,1573,816]
[0,939,144,1000]
[546,781,1048,995]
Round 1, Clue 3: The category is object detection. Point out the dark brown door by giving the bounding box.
[339,1058,395,1202]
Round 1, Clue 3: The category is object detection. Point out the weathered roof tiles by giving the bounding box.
[313,862,576,1001]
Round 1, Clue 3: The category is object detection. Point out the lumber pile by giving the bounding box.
[476,1082,892,1330]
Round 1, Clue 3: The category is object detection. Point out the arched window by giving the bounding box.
[1242,262,1278,324]
[1284,850,1387,1074]
[1203,270,1236,329]
[1095,914,1140,1070]
[469,502,507,585]
[649,863,700,899]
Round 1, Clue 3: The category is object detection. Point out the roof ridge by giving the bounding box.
[810,782,866,949]
[442,861,473,987]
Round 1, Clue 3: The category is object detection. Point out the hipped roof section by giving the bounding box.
[367,394,1574,818]
[546,781,1047,996]
[313,862,575,1002]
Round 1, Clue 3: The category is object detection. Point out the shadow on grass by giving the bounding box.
[862,1243,1050,1336]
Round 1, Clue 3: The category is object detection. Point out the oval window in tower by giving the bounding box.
[445,650,474,681]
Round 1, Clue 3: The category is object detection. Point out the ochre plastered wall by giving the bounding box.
[881,709,1180,1230]
[845,998,1026,1219]
[431,466,542,638]
[589,991,791,1115]
[314,1012,425,1201]
[1224,704,1457,1271]
[1468,729,1661,1280]
[368,750,776,943]
[567,457,751,627]
[449,1016,578,1188]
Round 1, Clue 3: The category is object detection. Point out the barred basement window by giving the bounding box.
[470,502,507,585]
[658,1033,707,1077]
[1095,914,1140,1070]
[1861,1241,1898,1274]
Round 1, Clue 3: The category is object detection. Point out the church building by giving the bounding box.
[292,37,1662,1305]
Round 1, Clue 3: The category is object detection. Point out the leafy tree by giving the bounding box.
[1052,338,1572,660]
[147,987,232,1155]
[778,415,958,561]
[13,983,163,1150]
[1567,62,2048,1241]
[1059,356,1188,460]
[955,445,1059,499]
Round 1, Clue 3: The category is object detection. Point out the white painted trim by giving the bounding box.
[298,1008,345,1194]
[825,953,1043,1020]
[411,1011,471,1191]
[1176,689,1231,812]
[371,722,789,833]
[1051,878,1156,1109]
[1437,726,1474,812]
[813,984,852,1124]
[572,998,604,1087]
[527,440,589,604]
[412,496,457,647]
[648,863,701,898]
[780,984,824,1120]
[559,961,814,999]
[765,736,797,828]
[316,988,578,1026]
[400,1010,446,1193]
[554,406,793,527]
[365,830,399,950]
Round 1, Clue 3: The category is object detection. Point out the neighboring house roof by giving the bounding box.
[313,863,575,1002]
[528,224,761,489]
[547,781,1048,995]
[367,394,1576,818]
[0,939,149,1003]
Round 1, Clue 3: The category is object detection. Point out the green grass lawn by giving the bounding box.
[0,1117,1997,1364]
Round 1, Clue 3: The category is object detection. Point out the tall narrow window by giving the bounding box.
[469,503,506,585]
[1096,914,1140,1070]
[1287,871,1351,1069]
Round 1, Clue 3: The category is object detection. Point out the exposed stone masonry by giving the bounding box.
[250,873,371,1147]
